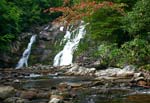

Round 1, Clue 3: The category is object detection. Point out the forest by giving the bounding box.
[0,0,150,69]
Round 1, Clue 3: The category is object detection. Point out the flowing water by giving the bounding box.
[12,74,150,103]
[53,21,87,66]
[16,35,36,69]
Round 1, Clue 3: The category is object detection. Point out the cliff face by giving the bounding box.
[0,23,65,68]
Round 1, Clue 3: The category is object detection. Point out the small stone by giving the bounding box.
[4,97,29,103]
[66,83,82,88]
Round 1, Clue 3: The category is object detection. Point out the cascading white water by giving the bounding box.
[53,21,87,66]
[16,35,36,69]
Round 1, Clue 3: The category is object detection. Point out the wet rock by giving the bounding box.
[117,65,135,77]
[117,70,134,77]
[66,83,82,88]
[95,76,119,81]
[20,91,37,99]
[58,82,82,91]
[133,72,143,78]
[49,98,63,103]
[4,97,29,103]
[50,95,64,100]
[95,66,135,77]
[130,76,149,87]
[59,65,72,70]
[39,31,53,41]
[66,64,96,76]
[36,92,51,99]
[134,77,147,86]
[0,86,15,99]
[90,81,104,87]
[58,83,68,91]
[49,95,64,103]
[134,77,145,81]
[137,80,147,86]
[95,67,121,77]
[13,79,20,83]
[123,65,136,71]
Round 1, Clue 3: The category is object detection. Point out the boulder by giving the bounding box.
[0,86,15,99]
[67,64,96,75]
[95,67,121,77]
[20,91,37,99]
[95,66,135,77]
[117,65,135,77]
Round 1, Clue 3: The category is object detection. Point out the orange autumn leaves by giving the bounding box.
[44,0,124,23]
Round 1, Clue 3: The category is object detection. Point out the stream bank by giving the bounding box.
[0,64,150,103]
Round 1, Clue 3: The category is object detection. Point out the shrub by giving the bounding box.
[96,43,122,67]
[95,38,150,67]
[120,38,150,66]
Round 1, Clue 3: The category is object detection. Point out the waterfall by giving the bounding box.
[16,35,36,69]
[53,21,87,66]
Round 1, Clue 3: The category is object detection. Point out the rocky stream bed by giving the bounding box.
[0,64,150,103]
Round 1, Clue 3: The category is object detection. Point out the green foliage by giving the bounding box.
[84,0,139,46]
[95,38,150,67]
[0,0,22,34]
[96,43,122,67]
[120,38,150,66]
[0,34,15,52]
[0,34,15,42]
[86,6,128,46]
[75,36,91,55]
[0,0,22,51]
[12,0,63,30]
[0,0,63,52]
[123,0,150,35]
